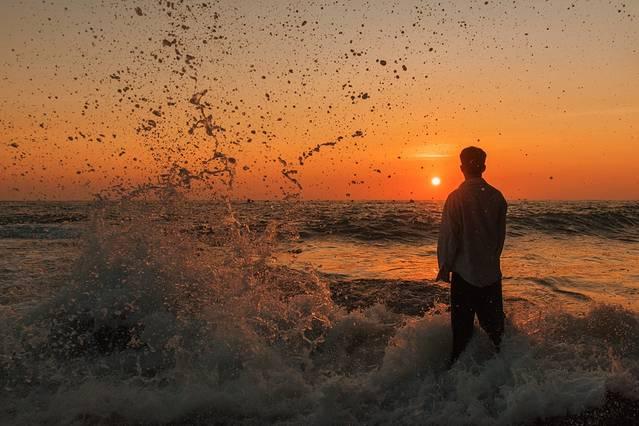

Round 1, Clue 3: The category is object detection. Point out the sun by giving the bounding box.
[431,176,441,186]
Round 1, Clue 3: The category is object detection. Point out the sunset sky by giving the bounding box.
[1,0,637,200]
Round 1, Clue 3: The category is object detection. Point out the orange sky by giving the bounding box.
[1,0,638,200]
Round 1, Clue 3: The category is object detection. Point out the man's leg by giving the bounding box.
[449,273,475,366]
[476,279,505,351]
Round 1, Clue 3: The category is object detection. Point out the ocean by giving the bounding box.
[1,200,638,424]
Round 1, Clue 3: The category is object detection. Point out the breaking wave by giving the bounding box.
[1,201,637,425]
[1,200,638,243]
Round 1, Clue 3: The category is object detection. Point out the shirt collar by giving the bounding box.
[460,177,486,187]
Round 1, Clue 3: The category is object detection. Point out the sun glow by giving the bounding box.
[431,176,441,186]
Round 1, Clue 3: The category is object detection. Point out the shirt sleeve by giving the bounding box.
[437,194,461,274]
[496,195,507,257]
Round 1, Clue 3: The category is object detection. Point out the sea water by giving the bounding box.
[1,200,637,425]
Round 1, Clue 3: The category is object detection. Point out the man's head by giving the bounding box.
[460,146,486,178]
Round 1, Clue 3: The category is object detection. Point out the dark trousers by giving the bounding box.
[450,272,504,365]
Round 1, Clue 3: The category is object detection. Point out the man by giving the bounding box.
[436,146,507,366]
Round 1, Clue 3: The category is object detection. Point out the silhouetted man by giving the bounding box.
[436,146,507,367]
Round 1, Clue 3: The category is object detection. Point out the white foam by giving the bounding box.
[2,207,638,425]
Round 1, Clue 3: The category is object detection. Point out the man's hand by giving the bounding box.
[436,268,451,283]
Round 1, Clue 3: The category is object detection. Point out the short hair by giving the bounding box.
[460,146,486,175]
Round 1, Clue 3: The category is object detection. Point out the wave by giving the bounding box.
[0,224,83,240]
[0,203,88,225]
[2,201,637,242]
[1,204,637,425]
[248,201,639,243]
[507,202,639,241]
[528,277,592,301]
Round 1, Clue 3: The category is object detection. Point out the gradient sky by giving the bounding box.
[1,0,638,200]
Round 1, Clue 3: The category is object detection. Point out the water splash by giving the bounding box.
[2,201,638,424]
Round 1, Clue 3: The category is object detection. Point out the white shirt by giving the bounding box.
[437,177,507,287]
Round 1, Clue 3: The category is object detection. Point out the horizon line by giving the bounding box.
[0,198,637,203]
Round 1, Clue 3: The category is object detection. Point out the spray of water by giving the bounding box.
[1,1,638,424]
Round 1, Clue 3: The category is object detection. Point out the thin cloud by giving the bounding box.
[414,153,452,158]
[413,143,455,159]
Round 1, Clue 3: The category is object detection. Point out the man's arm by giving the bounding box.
[496,195,507,257]
[437,195,460,282]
